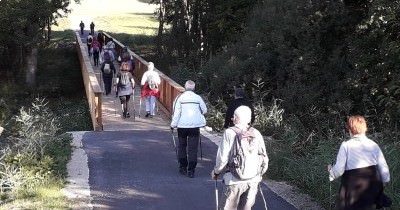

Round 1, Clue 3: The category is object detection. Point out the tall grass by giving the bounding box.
[203,80,399,209]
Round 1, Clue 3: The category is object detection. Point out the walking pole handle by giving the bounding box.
[215,179,219,210]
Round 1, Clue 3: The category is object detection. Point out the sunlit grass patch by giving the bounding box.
[0,184,72,210]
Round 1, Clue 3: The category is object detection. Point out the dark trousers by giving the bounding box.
[177,128,200,171]
[103,75,113,95]
[119,95,131,114]
[87,44,91,56]
[93,51,99,66]
[338,165,382,210]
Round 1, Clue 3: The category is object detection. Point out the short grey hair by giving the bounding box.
[234,106,252,126]
[185,80,195,91]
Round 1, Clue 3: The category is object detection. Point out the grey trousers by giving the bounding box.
[221,182,259,210]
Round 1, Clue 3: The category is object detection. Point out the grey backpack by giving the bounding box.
[228,127,267,180]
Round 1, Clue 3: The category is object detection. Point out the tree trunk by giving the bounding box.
[47,18,52,42]
[25,47,38,88]
[157,0,165,56]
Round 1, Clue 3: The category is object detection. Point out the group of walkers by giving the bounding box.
[170,84,391,210]
[81,24,392,209]
[81,21,160,120]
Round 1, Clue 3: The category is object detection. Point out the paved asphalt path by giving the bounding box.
[82,129,298,210]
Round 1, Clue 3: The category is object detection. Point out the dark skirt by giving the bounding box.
[337,165,383,210]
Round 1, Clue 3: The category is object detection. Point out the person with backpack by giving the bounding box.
[115,62,135,118]
[170,80,207,178]
[140,62,160,118]
[79,21,85,35]
[101,48,114,64]
[97,31,105,52]
[91,37,100,66]
[327,115,391,210]
[224,87,255,128]
[106,38,116,58]
[101,57,116,95]
[87,33,93,56]
[118,47,135,75]
[211,105,269,209]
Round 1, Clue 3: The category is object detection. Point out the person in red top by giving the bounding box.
[140,62,161,117]
[91,37,101,66]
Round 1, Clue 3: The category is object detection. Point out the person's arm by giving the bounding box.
[156,73,161,85]
[328,142,347,181]
[130,74,135,89]
[100,62,105,73]
[170,96,181,128]
[140,72,147,86]
[376,147,390,183]
[256,130,269,175]
[111,63,116,75]
[214,129,235,174]
[199,96,207,115]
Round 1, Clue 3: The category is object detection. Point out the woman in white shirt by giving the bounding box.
[327,115,390,210]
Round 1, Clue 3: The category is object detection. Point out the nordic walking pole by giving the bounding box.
[259,184,268,210]
[199,135,203,160]
[329,160,333,210]
[139,96,142,117]
[171,128,178,160]
[215,179,219,210]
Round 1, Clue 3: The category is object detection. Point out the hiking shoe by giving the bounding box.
[126,112,130,118]
[179,168,187,175]
[122,113,126,118]
[149,115,153,118]
[187,170,195,178]
[145,112,150,117]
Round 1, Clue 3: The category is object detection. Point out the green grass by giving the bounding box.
[0,183,73,210]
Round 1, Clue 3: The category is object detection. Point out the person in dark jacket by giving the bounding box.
[97,31,105,52]
[223,87,255,128]
[90,22,95,35]
[100,59,116,95]
[79,21,85,35]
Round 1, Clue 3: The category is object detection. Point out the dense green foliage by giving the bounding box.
[156,0,400,208]
[0,28,90,206]
[0,0,78,81]
[0,98,72,201]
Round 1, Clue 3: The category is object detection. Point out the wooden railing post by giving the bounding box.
[75,32,104,131]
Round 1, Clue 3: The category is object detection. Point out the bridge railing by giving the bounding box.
[75,32,103,131]
[102,32,185,118]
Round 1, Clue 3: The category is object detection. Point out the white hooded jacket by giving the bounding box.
[170,91,207,128]
[141,62,160,86]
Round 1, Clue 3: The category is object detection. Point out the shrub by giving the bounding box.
[0,98,72,201]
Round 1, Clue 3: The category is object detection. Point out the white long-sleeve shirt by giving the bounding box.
[329,134,390,183]
[214,124,269,185]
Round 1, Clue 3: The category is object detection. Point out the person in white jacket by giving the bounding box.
[211,105,269,210]
[327,115,390,210]
[170,80,207,178]
[140,62,161,117]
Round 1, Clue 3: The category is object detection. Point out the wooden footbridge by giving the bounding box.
[64,30,306,210]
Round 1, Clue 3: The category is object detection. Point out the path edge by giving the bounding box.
[62,131,93,210]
